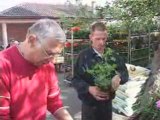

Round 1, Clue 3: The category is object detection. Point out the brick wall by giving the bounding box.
[0,23,33,46]
[7,23,33,42]
[0,19,60,46]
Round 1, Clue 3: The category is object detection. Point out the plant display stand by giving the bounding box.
[108,32,153,67]
[63,39,89,85]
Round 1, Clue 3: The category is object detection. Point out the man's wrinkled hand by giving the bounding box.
[112,75,121,91]
[88,86,109,101]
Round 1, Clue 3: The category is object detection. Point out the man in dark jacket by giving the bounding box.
[72,22,128,120]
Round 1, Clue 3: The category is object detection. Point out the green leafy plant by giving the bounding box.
[134,86,160,120]
[87,48,117,91]
[73,30,90,39]
[136,95,160,120]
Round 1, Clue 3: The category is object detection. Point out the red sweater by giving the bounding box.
[0,46,63,120]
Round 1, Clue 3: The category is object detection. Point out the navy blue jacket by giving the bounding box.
[72,47,129,106]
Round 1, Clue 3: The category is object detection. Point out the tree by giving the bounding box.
[60,0,97,30]
[104,0,160,32]
[102,1,160,119]
[133,44,160,120]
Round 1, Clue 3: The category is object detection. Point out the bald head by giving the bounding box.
[27,19,66,43]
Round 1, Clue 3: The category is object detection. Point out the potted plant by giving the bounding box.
[87,48,117,91]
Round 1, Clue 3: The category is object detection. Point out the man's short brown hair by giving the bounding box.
[90,21,107,33]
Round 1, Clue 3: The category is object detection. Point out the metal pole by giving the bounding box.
[148,28,151,63]
[71,31,74,78]
[128,29,131,63]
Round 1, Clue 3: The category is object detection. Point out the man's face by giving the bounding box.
[90,30,108,53]
[31,37,64,66]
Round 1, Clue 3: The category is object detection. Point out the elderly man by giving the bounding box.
[0,19,73,120]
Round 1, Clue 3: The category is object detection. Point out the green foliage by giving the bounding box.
[65,29,90,39]
[60,16,94,39]
[95,1,113,19]
[113,0,154,28]
[134,93,160,120]
[140,99,160,120]
[131,48,150,59]
[107,22,128,40]
[73,30,90,39]
[60,11,95,31]
[76,5,94,18]
[61,16,92,30]
[103,0,160,32]
[87,48,117,91]
[74,0,95,18]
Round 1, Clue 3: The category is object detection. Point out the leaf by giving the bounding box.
[86,48,117,91]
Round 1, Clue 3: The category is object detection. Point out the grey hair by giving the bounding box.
[27,19,66,42]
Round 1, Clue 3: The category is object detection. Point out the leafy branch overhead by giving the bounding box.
[103,0,160,32]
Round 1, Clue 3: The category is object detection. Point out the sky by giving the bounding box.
[0,0,112,12]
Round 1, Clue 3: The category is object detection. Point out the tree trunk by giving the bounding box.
[131,43,160,120]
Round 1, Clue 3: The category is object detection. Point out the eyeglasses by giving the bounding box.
[37,38,61,58]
